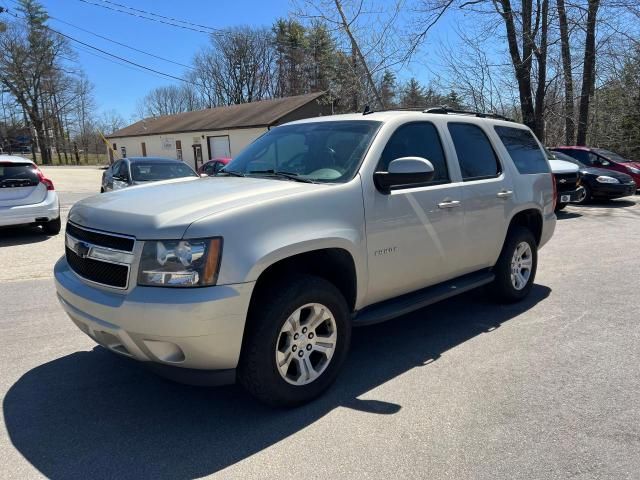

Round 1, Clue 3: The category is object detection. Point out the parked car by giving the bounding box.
[198,157,231,176]
[55,110,556,407]
[550,150,636,203]
[101,157,198,192]
[551,146,640,191]
[547,154,584,211]
[0,155,60,234]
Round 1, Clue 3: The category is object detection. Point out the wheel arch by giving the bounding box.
[506,208,543,246]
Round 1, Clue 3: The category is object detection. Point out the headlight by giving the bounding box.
[627,166,640,174]
[138,238,222,287]
[595,176,619,184]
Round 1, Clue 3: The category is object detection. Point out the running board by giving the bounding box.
[352,270,495,326]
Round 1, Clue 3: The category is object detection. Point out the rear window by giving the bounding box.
[0,162,39,187]
[494,126,550,174]
[130,162,196,182]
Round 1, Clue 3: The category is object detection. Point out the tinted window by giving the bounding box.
[0,162,39,187]
[131,162,197,181]
[494,126,549,174]
[379,122,448,184]
[448,123,501,180]
[225,121,381,183]
[117,161,130,179]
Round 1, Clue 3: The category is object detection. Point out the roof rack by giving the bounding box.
[423,106,513,121]
[360,105,513,122]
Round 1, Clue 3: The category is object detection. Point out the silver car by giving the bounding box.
[55,110,556,406]
[101,157,198,192]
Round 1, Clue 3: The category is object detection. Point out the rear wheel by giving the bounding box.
[490,226,537,303]
[238,275,351,407]
[42,216,61,235]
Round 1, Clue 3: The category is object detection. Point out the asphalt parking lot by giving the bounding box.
[1,167,639,479]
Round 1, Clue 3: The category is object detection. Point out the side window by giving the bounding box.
[565,149,590,165]
[203,162,214,175]
[213,161,225,173]
[117,161,130,179]
[494,126,550,174]
[448,123,501,180]
[110,160,121,174]
[379,122,449,184]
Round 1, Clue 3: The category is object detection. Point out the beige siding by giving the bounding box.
[110,127,268,170]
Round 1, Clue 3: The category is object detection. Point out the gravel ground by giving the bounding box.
[1,168,639,479]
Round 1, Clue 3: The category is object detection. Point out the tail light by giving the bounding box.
[36,169,55,190]
[551,173,557,210]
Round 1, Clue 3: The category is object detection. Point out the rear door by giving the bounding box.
[445,122,513,270]
[0,161,47,207]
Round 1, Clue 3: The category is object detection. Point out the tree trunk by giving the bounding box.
[500,0,536,131]
[576,0,600,145]
[556,0,575,144]
[533,0,549,142]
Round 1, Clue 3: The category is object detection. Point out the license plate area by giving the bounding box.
[560,195,571,203]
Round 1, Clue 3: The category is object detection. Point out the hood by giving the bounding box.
[549,159,579,174]
[68,176,326,239]
[580,166,634,182]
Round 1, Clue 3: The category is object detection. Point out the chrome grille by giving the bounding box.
[65,223,136,289]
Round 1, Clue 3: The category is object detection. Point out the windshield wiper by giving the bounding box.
[248,170,314,183]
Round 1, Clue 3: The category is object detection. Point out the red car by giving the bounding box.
[197,157,231,176]
[551,146,640,191]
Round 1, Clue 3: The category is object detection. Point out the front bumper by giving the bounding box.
[590,181,637,198]
[0,191,59,227]
[557,186,585,204]
[54,256,255,376]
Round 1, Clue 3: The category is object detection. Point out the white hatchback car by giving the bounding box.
[0,155,61,234]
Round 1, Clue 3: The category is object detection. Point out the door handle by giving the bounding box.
[497,190,513,198]
[438,200,461,209]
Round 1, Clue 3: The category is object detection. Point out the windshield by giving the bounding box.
[223,120,382,183]
[593,148,630,163]
[550,151,586,167]
[131,162,197,182]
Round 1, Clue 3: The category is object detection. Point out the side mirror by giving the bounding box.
[374,157,435,193]
[200,173,209,177]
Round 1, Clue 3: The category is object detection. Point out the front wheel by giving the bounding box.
[238,275,351,407]
[489,226,537,303]
[574,184,590,204]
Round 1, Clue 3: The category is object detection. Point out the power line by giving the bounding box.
[76,0,219,34]
[98,0,222,33]
[49,15,196,71]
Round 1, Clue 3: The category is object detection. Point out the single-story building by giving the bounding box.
[106,92,331,170]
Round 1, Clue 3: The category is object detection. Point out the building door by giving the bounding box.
[141,142,147,157]
[193,145,203,169]
[208,135,231,160]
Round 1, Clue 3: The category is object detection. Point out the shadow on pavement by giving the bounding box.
[555,210,582,220]
[0,225,53,246]
[4,285,550,480]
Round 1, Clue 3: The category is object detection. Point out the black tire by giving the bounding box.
[42,216,61,235]
[555,202,567,211]
[575,184,591,204]
[238,274,351,407]
[490,226,537,303]
[100,187,105,193]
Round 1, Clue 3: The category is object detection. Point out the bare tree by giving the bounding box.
[556,0,575,144]
[576,0,600,145]
[137,84,203,118]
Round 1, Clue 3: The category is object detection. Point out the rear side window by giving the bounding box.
[379,122,449,184]
[448,123,501,180]
[0,162,39,187]
[494,126,550,174]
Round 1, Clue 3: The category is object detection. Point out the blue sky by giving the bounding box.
[33,0,292,120]
[7,0,460,120]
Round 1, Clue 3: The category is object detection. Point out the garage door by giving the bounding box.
[208,136,231,159]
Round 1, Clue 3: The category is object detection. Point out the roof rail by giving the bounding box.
[360,105,514,121]
[423,106,513,122]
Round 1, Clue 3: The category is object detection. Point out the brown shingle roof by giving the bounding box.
[107,92,326,138]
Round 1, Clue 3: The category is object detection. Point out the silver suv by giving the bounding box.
[54,110,556,406]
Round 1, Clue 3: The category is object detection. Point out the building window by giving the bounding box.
[175,140,182,160]
[141,142,147,157]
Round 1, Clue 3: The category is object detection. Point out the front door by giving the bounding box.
[364,121,466,304]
